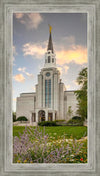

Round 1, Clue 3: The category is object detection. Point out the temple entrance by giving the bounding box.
[38,110,45,122]
[48,113,53,121]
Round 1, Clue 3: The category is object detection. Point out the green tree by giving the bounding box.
[13,112,16,122]
[74,67,87,121]
[67,106,73,119]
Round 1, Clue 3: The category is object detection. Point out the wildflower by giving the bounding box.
[30,161,33,163]
[70,159,74,162]
[61,155,65,158]
[80,158,83,161]
[24,160,27,163]
[17,160,21,163]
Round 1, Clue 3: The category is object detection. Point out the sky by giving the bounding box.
[13,13,87,112]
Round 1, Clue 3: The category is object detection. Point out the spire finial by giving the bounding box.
[48,24,52,33]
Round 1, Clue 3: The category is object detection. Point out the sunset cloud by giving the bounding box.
[18,67,26,72]
[14,13,43,29]
[13,74,25,82]
[23,43,46,58]
[65,84,71,89]
[57,65,69,75]
[73,80,79,86]
[14,13,24,19]
[56,45,87,65]
[22,41,87,65]
[17,67,34,78]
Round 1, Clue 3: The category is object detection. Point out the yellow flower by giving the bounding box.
[30,161,33,163]
[17,160,21,163]
[24,160,27,163]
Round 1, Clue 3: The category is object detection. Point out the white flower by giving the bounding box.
[61,155,65,158]
[70,159,74,162]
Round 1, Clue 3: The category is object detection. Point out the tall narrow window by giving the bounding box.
[48,56,50,63]
[48,79,51,107]
[45,79,51,108]
[52,58,54,63]
[45,80,48,107]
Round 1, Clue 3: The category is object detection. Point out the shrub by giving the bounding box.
[38,121,57,126]
[72,116,82,120]
[16,116,28,122]
[66,118,83,126]
[55,120,65,122]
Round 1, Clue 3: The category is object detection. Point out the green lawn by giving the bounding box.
[13,126,87,140]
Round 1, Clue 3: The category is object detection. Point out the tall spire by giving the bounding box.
[47,25,54,53]
[44,25,56,68]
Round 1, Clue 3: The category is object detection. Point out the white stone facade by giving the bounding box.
[16,29,78,125]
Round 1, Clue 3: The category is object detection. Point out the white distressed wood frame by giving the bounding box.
[0,0,100,176]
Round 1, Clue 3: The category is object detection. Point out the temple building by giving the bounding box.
[16,26,78,125]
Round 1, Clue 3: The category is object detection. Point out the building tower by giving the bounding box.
[35,25,66,122]
[16,26,78,125]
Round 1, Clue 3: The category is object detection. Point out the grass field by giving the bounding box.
[13,126,87,140]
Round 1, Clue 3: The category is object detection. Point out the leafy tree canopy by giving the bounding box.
[74,67,87,121]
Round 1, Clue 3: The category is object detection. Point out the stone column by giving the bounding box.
[45,110,48,121]
[38,74,43,108]
[36,111,38,123]
[53,112,55,121]
[30,113,32,125]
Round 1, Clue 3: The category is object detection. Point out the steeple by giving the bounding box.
[44,25,56,68]
[47,25,54,53]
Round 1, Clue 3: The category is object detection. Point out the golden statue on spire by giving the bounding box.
[49,24,52,33]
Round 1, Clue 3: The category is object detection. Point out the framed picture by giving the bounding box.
[0,0,100,176]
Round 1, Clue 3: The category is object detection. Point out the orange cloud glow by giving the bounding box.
[56,45,87,65]
[13,74,25,82]
[14,13,24,19]
[23,42,87,65]
[65,84,71,89]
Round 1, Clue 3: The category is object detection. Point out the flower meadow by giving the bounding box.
[13,127,87,163]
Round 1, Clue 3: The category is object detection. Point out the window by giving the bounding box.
[52,58,54,63]
[46,72,50,77]
[48,56,50,63]
[45,79,51,108]
[45,80,48,107]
